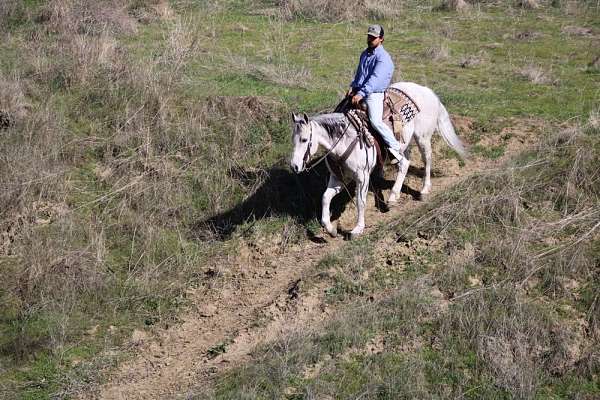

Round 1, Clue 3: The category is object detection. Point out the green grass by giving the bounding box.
[1,1,599,398]
[197,121,600,398]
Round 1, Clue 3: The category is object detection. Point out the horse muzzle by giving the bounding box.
[290,161,303,174]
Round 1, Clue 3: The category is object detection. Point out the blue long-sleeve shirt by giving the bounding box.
[350,45,394,98]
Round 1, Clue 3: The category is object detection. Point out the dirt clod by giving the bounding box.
[0,110,12,130]
[197,304,217,317]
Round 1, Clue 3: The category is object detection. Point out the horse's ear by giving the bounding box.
[291,112,301,123]
[303,113,309,123]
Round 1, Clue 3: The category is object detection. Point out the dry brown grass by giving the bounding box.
[517,64,555,84]
[514,30,544,41]
[38,0,138,36]
[0,0,286,369]
[517,0,540,9]
[443,0,472,12]
[424,43,450,61]
[0,75,30,126]
[459,52,487,68]
[402,122,599,397]
[224,53,313,89]
[561,25,594,36]
[278,0,410,21]
[278,0,363,21]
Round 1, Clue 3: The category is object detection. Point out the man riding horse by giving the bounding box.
[347,24,403,163]
[289,24,467,237]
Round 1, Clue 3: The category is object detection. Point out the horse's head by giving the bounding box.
[290,112,318,173]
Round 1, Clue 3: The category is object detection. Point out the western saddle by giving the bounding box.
[332,87,420,166]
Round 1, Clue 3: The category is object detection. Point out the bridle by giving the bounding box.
[301,120,314,171]
[299,119,352,172]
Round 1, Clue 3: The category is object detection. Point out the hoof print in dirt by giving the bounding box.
[396,233,411,243]
[417,230,431,240]
[288,279,301,300]
[198,304,217,318]
[0,111,13,130]
[206,342,228,360]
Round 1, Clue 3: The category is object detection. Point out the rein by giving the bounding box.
[302,120,352,172]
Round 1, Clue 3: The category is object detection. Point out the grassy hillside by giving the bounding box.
[198,119,599,399]
[0,0,598,398]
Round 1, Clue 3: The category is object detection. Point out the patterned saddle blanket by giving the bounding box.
[333,87,420,164]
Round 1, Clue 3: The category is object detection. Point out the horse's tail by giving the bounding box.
[436,102,468,159]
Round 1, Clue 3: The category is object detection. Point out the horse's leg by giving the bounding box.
[371,168,389,213]
[321,174,342,237]
[388,122,415,204]
[349,176,368,237]
[414,133,433,195]
[388,152,410,204]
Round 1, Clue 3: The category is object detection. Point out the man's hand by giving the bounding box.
[346,88,354,97]
[351,94,363,106]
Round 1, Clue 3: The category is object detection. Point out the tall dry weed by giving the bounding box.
[40,0,138,35]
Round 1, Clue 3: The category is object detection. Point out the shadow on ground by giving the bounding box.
[193,159,422,240]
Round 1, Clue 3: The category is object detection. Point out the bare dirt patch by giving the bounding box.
[561,25,594,37]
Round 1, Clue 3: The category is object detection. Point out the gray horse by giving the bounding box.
[290,82,467,237]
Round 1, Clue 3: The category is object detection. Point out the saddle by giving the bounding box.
[334,87,420,166]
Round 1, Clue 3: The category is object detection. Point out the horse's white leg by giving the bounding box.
[388,155,410,204]
[350,174,369,237]
[321,174,342,237]
[388,123,415,204]
[415,134,433,195]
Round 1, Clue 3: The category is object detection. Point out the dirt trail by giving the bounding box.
[88,118,539,399]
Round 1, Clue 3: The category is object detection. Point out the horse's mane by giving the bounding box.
[312,113,350,138]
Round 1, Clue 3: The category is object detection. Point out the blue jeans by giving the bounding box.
[365,92,400,151]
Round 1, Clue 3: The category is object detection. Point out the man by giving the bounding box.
[348,24,402,162]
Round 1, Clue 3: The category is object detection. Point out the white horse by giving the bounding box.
[290,82,467,238]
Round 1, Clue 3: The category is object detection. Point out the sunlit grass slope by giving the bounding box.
[0,0,598,398]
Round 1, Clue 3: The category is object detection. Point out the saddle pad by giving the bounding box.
[345,109,387,169]
[383,87,420,125]
[332,87,420,162]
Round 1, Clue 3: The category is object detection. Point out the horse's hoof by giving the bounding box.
[348,232,363,241]
[323,223,337,238]
[349,227,364,239]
